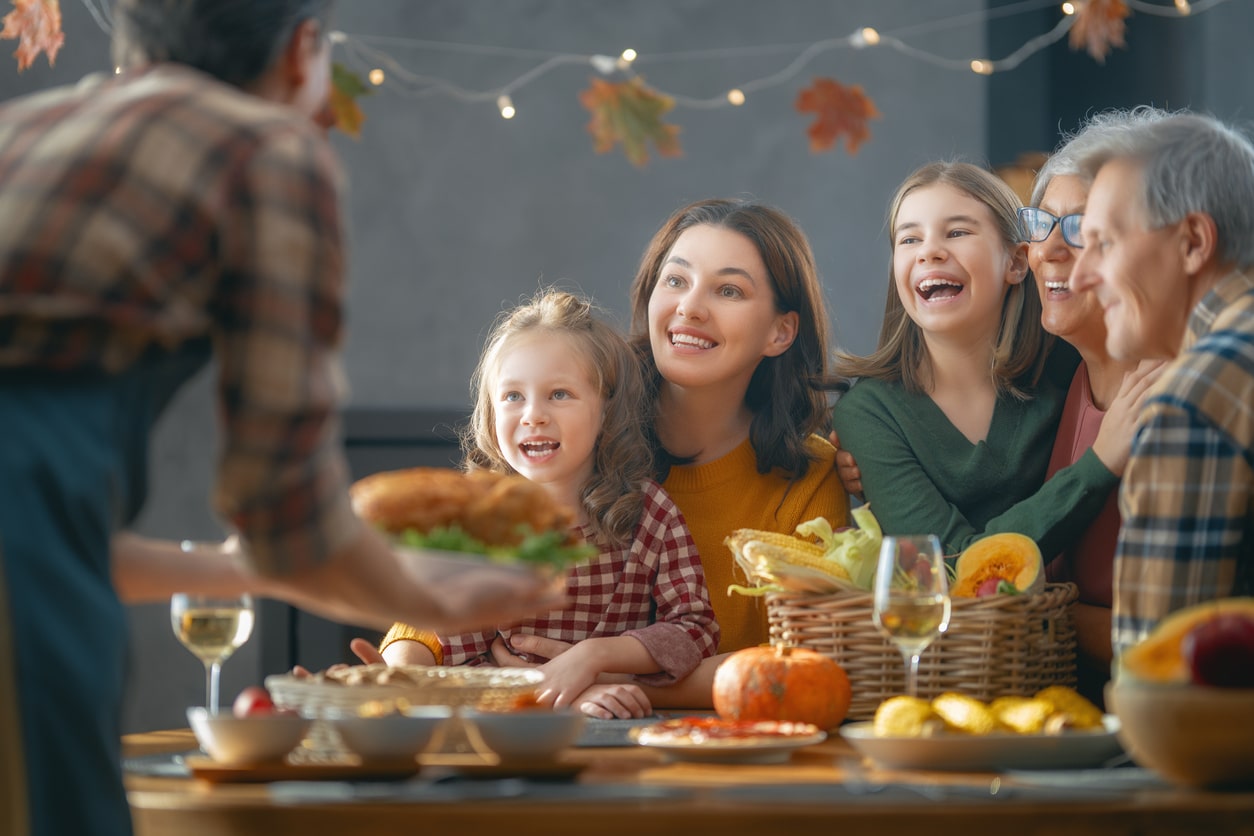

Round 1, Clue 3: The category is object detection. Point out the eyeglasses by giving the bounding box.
[1018,207,1084,249]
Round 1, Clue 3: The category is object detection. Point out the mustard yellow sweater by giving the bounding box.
[661,435,848,653]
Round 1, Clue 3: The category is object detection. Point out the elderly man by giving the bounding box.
[1071,111,1254,657]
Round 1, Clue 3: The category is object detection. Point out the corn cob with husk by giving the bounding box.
[725,506,883,596]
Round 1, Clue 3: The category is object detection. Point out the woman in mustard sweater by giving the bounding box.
[498,199,850,715]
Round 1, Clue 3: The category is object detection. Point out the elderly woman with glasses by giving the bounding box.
[1020,108,1166,705]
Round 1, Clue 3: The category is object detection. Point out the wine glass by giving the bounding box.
[872,535,951,698]
[170,593,255,714]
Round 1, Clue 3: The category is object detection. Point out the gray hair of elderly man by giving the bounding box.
[1029,106,1171,208]
[1066,109,1254,271]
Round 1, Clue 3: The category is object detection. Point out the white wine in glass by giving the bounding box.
[872,535,951,698]
[171,593,255,714]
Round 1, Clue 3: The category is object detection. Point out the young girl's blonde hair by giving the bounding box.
[836,161,1049,398]
[464,290,652,548]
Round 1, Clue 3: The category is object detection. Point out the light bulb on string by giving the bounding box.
[368,68,384,86]
[970,59,993,75]
[616,48,637,71]
[1174,0,1191,14]
[727,88,746,106]
[852,27,880,48]
[497,94,516,119]
[1061,2,1075,14]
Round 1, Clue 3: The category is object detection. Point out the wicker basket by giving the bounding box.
[767,582,1079,721]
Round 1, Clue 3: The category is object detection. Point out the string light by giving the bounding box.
[854,27,881,47]
[73,0,1237,118]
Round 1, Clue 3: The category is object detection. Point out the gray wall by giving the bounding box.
[0,0,1247,733]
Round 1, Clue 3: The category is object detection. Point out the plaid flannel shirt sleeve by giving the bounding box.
[211,126,360,575]
[1112,311,1254,657]
[624,482,720,684]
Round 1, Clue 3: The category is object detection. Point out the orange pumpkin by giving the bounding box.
[712,645,852,730]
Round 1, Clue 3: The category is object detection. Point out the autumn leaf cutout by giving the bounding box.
[1069,0,1130,64]
[1,0,64,71]
[795,78,880,155]
[330,61,372,138]
[579,76,682,167]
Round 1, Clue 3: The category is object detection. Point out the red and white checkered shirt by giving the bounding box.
[441,480,719,683]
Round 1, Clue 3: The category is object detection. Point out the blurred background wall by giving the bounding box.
[1,0,1249,732]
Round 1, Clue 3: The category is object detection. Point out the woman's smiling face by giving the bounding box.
[1029,174,1108,347]
[647,223,797,392]
[891,182,1023,343]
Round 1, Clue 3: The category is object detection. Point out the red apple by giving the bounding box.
[1182,613,1254,688]
[232,686,276,718]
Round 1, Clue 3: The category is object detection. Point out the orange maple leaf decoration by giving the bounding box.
[794,77,880,155]
[1,0,63,71]
[1069,0,1130,64]
[329,62,371,139]
[578,76,682,168]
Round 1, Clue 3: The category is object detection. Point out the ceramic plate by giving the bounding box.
[841,715,1124,772]
[630,719,827,765]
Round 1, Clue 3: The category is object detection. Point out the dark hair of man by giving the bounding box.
[112,0,335,88]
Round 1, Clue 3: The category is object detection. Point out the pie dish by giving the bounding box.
[630,717,826,764]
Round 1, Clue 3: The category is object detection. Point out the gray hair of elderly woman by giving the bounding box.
[112,0,335,88]
[1068,110,1254,270]
[1028,107,1171,208]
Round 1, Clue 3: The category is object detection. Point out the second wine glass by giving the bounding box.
[872,534,951,698]
[170,593,255,714]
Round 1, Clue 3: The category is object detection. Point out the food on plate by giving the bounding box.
[725,506,883,596]
[872,696,945,737]
[1119,597,1254,685]
[871,687,1104,738]
[350,466,595,570]
[950,533,1044,598]
[231,685,294,718]
[712,645,851,730]
[1182,612,1254,688]
[931,692,1000,735]
[633,716,822,747]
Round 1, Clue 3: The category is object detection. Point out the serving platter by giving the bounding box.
[841,714,1124,772]
[630,718,827,765]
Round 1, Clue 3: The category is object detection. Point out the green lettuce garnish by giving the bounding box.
[398,525,596,571]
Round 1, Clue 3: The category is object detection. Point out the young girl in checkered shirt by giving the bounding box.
[378,290,719,711]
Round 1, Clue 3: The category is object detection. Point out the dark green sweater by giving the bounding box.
[831,368,1118,558]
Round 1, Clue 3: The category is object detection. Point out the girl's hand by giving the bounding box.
[350,637,386,665]
[490,633,575,666]
[575,683,653,719]
[535,643,601,709]
[1091,359,1166,476]
[829,430,864,501]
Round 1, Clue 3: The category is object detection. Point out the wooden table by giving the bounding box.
[124,728,1254,836]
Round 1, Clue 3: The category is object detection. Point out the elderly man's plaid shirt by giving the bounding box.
[1112,271,1254,656]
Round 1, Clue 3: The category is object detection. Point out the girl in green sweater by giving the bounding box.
[832,162,1149,559]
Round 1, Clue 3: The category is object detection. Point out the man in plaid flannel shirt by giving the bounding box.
[0,3,561,835]
[1071,111,1254,658]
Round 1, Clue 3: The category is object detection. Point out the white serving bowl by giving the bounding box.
[186,707,311,766]
[1106,679,1254,789]
[462,707,586,761]
[325,705,453,762]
